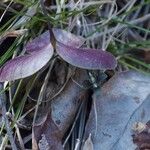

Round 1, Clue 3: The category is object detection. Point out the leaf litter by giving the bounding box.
[0,0,150,149]
[84,71,150,150]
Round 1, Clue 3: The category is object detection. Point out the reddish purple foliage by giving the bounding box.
[56,42,117,70]
[0,28,117,82]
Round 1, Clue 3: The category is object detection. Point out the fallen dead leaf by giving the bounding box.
[32,111,63,150]
[51,69,89,134]
[84,71,150,150]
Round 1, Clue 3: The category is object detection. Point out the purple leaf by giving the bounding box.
[56,42,117,70]
[25,28,85,53]
[0,28,85,82]
[25,31,51,54]
[52,28,85,47]
[0,43,53,82]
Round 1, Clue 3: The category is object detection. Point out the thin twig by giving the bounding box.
[0,84,17,150]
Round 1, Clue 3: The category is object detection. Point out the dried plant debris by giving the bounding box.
[32,69,90,150]
[84,71,150,150]
[132,121,150,150]
[51,69,89,134]
[16,68,89,149]
[32,111,63,150]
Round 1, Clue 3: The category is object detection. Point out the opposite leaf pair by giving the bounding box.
[0,28,117,82]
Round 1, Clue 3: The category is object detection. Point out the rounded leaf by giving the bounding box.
[0,28,85,82]
[56,42,117,70]
[52,28,85,47]
[26,28,85,53]
[0,44,53,82]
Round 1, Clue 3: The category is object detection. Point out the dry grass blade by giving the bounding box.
[0,84,17,150]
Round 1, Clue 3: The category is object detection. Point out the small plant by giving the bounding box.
[0,28,117,82]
